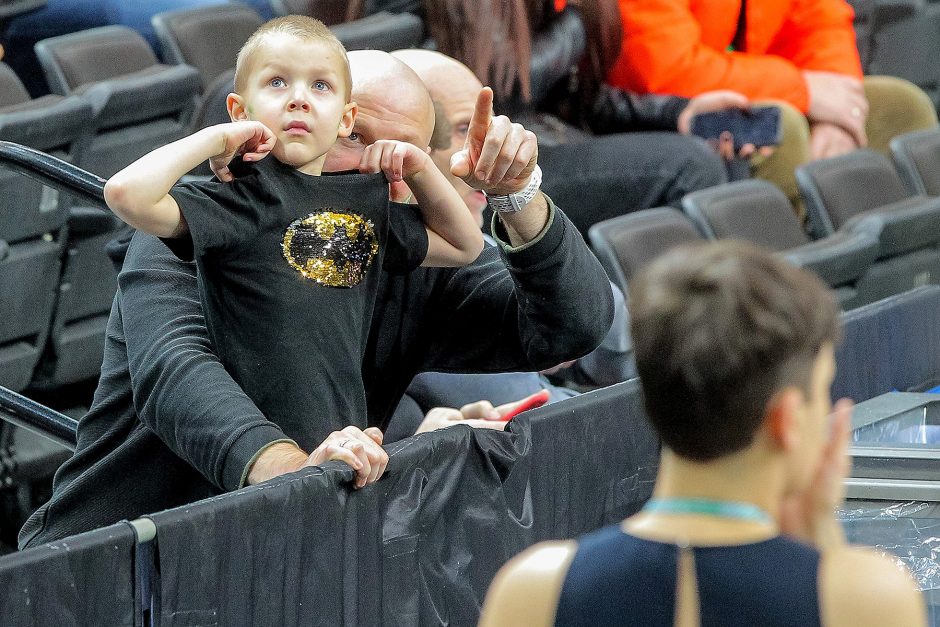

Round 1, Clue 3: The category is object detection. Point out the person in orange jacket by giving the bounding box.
[607,0,938,209]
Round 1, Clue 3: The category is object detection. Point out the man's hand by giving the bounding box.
[358,139,430,183]
[247,426,388,490]
[209,121,277,182]
[779,398,852,549]
[803,70,868,147]
[450,87,538,196]
[809,121,859,160]
[414,391,549,434]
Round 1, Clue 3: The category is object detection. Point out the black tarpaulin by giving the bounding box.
[148,380,657,627]
[0,521,135,626]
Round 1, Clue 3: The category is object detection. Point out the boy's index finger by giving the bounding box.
[464,87,494,152]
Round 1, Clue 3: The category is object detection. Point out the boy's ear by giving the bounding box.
[338,101,357,138]
[227,93,249,122]
[765,387,803,452]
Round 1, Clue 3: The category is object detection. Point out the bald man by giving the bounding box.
[21,51,613,548]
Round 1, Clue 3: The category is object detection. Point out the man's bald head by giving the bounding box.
[392,49,483,108]
[323,50,436,173]
[393,49,489,225]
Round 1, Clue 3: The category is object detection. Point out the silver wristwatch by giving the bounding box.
[484,165,542,214]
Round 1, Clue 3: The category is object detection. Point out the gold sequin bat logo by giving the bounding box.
[282,211,379,287]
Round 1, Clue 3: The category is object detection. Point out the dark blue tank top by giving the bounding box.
[555,524,821,627]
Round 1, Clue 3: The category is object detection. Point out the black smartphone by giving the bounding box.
[690,106,782,151]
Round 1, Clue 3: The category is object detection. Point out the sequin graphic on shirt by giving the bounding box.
[282,211,379,287]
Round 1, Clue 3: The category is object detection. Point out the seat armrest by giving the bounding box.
[75,64,202,128]
[782,230,879,287]
[843,195,940,257]
[0,95,92,151]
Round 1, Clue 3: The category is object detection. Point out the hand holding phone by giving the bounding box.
[690,106,782,152]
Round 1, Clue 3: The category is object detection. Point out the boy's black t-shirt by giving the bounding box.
[167,157,428,448]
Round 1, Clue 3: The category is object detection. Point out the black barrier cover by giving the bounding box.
[834,285,940,402]
[148,465,351,627]
[513,378,659,541]
[0,521,135,626]
[146,381,656,627]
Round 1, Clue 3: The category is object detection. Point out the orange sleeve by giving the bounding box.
[767,0,863,79]
[607,0,811,111]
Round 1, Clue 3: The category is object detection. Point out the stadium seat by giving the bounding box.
[850,0,940,110]
[796,149,940,303]
[890,128,940,197]
[151,3,263,91]
[31,26,201,388]
[0,64,89,392]
[330,11,425,51]
[587,208,703,291]
[681,180,880,308]
[269,0,350,25]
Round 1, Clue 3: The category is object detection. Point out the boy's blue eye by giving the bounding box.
[314,80,329,91]
[348,132,361,142]
[270,77,286,88]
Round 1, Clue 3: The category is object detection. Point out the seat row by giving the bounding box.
[590,134,940,310]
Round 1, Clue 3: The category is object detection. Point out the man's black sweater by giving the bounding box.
[19,201,614,549]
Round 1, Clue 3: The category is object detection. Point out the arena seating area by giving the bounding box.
[3,0,940,625]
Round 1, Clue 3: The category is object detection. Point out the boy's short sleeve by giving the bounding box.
[384,201,429,274]
[166,177,266,261]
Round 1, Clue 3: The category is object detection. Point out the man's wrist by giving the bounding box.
[493,192,552,249]
[245,441,307,486]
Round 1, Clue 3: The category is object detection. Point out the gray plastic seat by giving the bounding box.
[0,64,89,391]
[890,128,940,197]
[587,208,703,291]
[681,180,880,307]
[31,26,201,388]
[151,3,263,91]
[270,0,350,24]
[331,11,424,51]
[797,149,940,303]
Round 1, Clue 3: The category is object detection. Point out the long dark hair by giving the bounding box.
[424,0,534,102]
[422,0,622,114]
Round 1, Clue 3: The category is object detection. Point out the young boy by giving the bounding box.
[104,16,483,476]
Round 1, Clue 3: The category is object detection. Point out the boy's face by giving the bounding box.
[228,33,355,175]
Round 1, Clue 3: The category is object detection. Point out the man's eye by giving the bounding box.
[456,124,470,138]
[270,77,286,88]
[314,80,329,91]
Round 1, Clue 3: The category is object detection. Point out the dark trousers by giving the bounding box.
[539,132,727,238]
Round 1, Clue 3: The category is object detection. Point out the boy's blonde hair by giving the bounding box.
[234,15,352,101]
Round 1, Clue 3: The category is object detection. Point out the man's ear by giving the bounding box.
[228,93,249,122]
[338,101,357,138]
[765,388,803,452]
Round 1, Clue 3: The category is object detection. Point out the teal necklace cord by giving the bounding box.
[643,498,774,525]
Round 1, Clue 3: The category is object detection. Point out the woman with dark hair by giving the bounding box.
[417,0,744,237]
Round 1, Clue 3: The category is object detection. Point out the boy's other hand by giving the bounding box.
[209,121,277,182]
[358,139,429,183]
